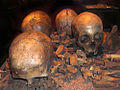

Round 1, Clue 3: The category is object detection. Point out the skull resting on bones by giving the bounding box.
[21,10,52,36]
[9,31,53,84]
[55,8,77,35]
[72,12,103,55]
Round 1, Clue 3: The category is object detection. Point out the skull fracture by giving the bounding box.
[55,8,77,35]
[21,10,52,36]
[9,31,53,84]
[72,12,103,55]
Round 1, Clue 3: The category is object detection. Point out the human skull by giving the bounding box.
[72,12,103,55]
[55,8,77,35]
[9,31,53,84]
[21,10,52,36]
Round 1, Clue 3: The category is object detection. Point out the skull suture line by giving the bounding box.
[55,8,77,35]
[72,12,103,55]
[21,10,52,36]
[9,31,53,84]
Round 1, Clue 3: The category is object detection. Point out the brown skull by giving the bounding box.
[72,12,103,55]
[9,31,53,84]
[21,10,52,36]
[55,8,77,35]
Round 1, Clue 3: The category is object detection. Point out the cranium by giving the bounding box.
[21,10,52,36]
[72,12,103,55]
[9,31,53,84]
[55,8,77,35]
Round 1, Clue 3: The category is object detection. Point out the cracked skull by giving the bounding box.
[55,8,77,35]
[72,12,103,55]
[9,31,53,84]
[21,10,52,36]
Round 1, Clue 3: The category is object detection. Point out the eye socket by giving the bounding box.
[80,35,90,43]
[94,33,103,41]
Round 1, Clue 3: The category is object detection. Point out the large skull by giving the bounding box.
[21,10,52,36]
[55,8,77,35]
[72,12,103,55]
[9,31,53,84]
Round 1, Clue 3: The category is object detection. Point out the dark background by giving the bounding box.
[0,0,120,66]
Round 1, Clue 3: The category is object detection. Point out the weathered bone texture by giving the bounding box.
[21,10,52,36]
[55,8,77,35]
[9,31,53,84]
[72,12,103,55]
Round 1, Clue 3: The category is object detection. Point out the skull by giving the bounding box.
[21,10,52,36]
[55,8,77,35]
[9,31,53,84]
[72,12,103,55]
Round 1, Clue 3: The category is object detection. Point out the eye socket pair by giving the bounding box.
[79,33,103,43]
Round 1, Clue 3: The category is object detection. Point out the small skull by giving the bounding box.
[9,31,53,84]
[55,8,77,35]
[72,12,103,55]
[21,10,52,36]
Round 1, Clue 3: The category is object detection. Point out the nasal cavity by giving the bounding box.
[90,42,95,48]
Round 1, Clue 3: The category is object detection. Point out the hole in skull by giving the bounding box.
[80,35,90,43]
[90,42,95,49]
